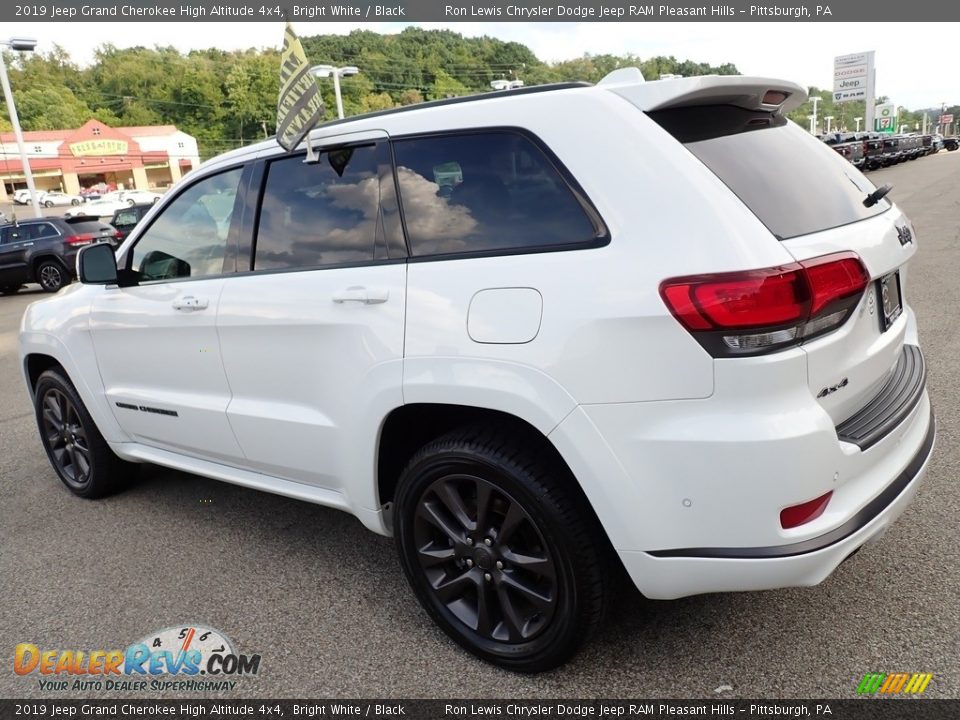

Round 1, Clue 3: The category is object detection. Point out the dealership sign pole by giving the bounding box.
[833,51,875,132]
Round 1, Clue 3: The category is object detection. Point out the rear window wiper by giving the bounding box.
[864,184,892,208]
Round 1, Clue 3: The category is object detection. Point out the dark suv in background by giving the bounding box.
[0,217,119,294]
[110,203,154,243]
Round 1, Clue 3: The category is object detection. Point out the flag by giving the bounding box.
[276,21,325,152]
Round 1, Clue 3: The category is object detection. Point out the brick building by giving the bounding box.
[0,119,200,202]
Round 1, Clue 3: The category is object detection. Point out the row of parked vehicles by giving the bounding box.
[822,131,959,170]
[0,203,152,294]
[11,188,162,210]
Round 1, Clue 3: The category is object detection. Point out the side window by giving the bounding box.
[32,223,59,239]
[393,131,604,257]
[114,210,137,227]
[254,142,403,271]
[130,166,244,282]
[0,227,13,244]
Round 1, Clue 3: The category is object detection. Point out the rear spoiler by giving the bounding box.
[601,70,807,114]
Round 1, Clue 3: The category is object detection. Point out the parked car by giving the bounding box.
[857,132,886,170]
[12,189,33,205]
[822,133,864,168]
[118,189,163,205]
[64,190,161,218]
[34,190,85,207]
[110,203,153,242]
[0,217,119,294]
[18,72,935,671]
[881,136,903,165]
[943,136,959,151]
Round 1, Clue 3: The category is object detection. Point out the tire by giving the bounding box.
[43,200,54,208]
[126,198,136,206]
[0,285,22,296]
[71,198,80,206]
[36,260,68,292]
[394,426,608,672]
[33,368,137,499]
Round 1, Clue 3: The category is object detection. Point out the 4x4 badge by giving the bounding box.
[897,225,913,246]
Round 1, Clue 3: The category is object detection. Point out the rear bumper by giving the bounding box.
[619,409,933,599]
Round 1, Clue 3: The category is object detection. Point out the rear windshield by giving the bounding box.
[65,220,113,233]
[649,105,889,240]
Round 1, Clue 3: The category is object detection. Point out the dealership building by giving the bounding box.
[0,119,200,202]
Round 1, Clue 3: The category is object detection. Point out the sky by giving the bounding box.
[6,21,956,110]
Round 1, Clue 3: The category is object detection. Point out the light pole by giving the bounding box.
[855,117,863,132]
[310,65,359,120]
[0,36,40,217]
[824,115,834,134]
[809,96,820,134]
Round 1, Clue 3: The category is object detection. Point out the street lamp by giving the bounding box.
[0,36,40,217]
[310,65,359,120]
[824,115,834,134]
[855,117,863,132]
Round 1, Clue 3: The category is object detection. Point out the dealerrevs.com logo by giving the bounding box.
[14,624,261,692]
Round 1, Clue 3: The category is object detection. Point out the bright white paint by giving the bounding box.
[19,73,933,599]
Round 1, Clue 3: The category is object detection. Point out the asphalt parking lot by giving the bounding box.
[1,152,958,700]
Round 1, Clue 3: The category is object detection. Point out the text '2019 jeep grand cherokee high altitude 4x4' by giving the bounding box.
[19,70,935,672]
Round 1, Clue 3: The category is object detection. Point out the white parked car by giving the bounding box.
[18,72,935,672]
[64,190,162,218]
[33,190,85,207]
[12,189,34,205]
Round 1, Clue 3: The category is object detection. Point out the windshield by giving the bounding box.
[649,105,890,240]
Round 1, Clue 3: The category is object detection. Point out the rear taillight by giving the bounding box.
[660,252,869,356]
[780,491,832,529]
[65,233,96,246]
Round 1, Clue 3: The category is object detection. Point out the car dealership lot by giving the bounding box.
[1,152,958,699]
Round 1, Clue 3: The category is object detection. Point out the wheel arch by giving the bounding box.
[376,403,617,554]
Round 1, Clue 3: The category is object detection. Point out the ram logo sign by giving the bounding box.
[856,673,933,695]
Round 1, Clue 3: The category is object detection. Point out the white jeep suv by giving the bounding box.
[19,71,935,672]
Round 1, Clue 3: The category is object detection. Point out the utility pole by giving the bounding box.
[0,36,40,217]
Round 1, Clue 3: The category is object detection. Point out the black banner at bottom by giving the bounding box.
[0,700,957,720]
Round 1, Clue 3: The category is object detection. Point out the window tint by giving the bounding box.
[130,166,243,281]
[254,142,403,271]
[393,131,602,257]
[649,105,889,240]
[31,223,59,239]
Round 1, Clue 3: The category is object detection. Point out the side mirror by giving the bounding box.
[77,243,118,285]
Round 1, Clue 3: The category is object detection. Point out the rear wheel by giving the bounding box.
[36,260,67,292]
[33,369,137,498]
[43,200,54,208]
[71,198,81,206]
[394,427,608,672]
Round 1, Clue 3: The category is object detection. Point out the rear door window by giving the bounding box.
[650,105,889,240]
[392,131,606,257]
[253,142,404,271]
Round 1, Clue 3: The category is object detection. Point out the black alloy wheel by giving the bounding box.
[39,387,93,491]
[395,427,608,672]
[413,474,558,643]
[33,369,137,498]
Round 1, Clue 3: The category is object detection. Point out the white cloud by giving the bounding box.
[6,21,955,109]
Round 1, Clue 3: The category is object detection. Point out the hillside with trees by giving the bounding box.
[3,28,953,160]
[0,28,739,159]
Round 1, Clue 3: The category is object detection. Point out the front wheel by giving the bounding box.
[126,198,136,206]
[394,427,608,672]
[43,200,54,208]
[33,369,137,498]
[36,260,67,292]
[71,198,81,206]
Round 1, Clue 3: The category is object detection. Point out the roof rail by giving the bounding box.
[311,82,593,131]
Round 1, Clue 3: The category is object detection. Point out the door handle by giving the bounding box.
[172,296,209,311]
[332,287,389,305]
